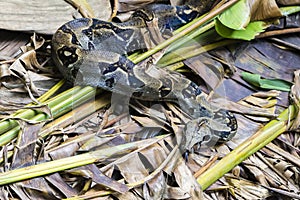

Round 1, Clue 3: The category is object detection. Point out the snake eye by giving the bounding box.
[57,46,79,67]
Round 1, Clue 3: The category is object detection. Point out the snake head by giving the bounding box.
[180,109,237,153]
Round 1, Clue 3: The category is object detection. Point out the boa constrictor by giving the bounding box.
[52,2,237,152]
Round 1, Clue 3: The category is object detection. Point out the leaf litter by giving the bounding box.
[0,0,300,199]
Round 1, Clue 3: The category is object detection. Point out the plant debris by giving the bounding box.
[0,0,299,199]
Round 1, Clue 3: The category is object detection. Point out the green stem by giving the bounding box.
[0,137,161,185]
[0,86,97,146]
[197,105,296,190]
[0,80,66,135]
[131,0,241,64]
[164,21,215,55]
[158,39,237,67]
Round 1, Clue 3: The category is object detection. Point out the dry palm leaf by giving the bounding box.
[0,0,111,34]
[0,0,300,199]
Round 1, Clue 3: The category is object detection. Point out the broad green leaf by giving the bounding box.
[215,19,268,40]
[241,72,292,92]
[217,0,250,30]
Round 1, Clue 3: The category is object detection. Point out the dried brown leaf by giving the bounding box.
[0,64,11,79]
[44,173,77,198]
[0,0,111,34]
[11,121,43,169]
[117,0,157,12]
[143,172,167,199]
[21,33,45,53]
[64,0,95,18]
[249,0,282,21]
[212,96,277,118]
[12,178,58,200]
[8,50,43,97]
[290,70,300,130]
[80,134,117,151]
[225,176,271,199]
[132,115,167,129]
[172,158,203,199]
[67,164,129,193]
[185,54,225,90]
[266,157,299,184]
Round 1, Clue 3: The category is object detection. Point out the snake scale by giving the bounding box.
[52,1,237,152]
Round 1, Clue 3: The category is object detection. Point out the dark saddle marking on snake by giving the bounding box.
[52,2,237,152]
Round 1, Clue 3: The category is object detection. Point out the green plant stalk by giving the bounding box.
[0,85,81,143]
[0,137,160,185]
[50,86,97,118]
[39,93,110,138]
[0,80,66,135]
[280,6,300,16]
[158,39,237,67]
[29,79,66,105]
[165,21,215,55]
[1,0,241,136]
[0,113,48,146]
[1,0,243,135]
[197,105,296,190]
[131,0,241,64]
[0,86,97,146]
[0,93,110,165]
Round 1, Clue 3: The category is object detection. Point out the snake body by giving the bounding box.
[52,2,237,151]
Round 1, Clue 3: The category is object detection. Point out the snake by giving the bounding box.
[51,1,237,152]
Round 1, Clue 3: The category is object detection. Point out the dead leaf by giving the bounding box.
[184,53,225,90]
[67,164,129,193]
[117,0,157,12]
[0,0,111,34]
[290,70,300,130]
[249,0,282,21]
[225,176,271,199]
[0,64,11,79]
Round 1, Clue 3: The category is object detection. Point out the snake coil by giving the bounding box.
[52,2,237,152]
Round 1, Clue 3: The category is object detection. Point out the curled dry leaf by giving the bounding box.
[117,0,157,12]
[21,33,45,53]
[67,164,129,193]
[212,95,277,118]
[0,64,11,79]
[11,121,43,168]
[8,50,40,97]
[249,0,282,21]
[290,70,300,130]
[7,33,54,98]
[143,18,167,50]
[64,0,95,18]
[184,54,226,90]
[225,176,271,199]
[266,157,300,184]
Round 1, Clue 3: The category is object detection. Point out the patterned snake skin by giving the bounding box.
[52,2,237,151]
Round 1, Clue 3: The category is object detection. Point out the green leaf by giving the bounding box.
[217,0,250,30]
[241,72,292,92]
[280,6,300,16]
[215,18,268,40]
